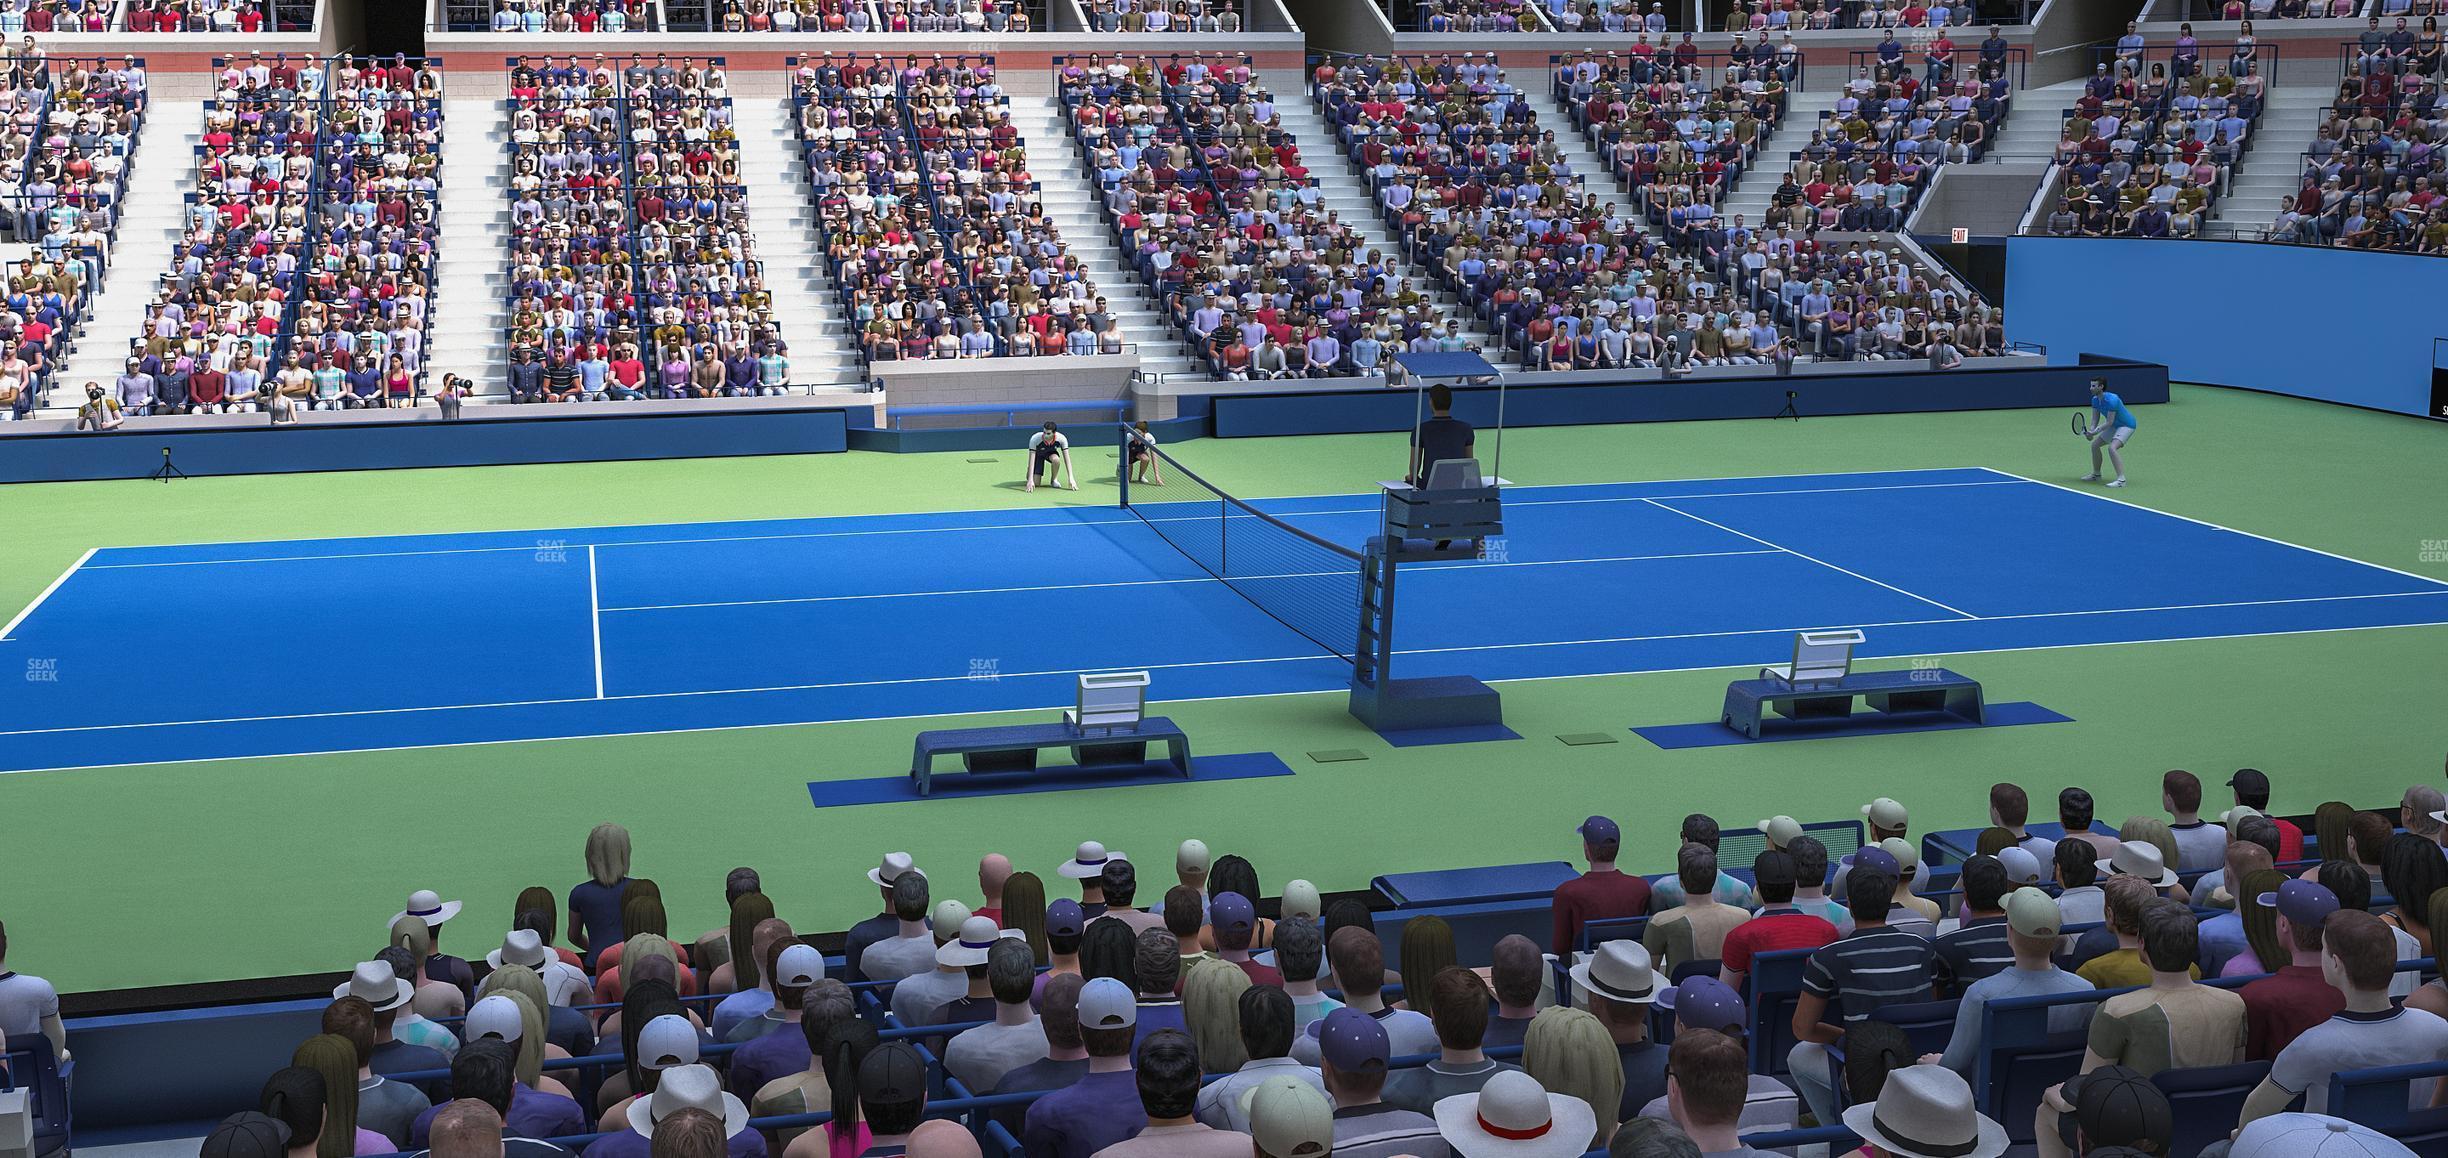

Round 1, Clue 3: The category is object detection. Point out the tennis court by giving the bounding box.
[3,463,2445,775]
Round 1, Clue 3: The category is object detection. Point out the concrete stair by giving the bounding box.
[1002,91,1210,381]
[735,96,868,392]
[428,98,511,396]
[2206,84,2328,231]
[1264,69,1518,370]
[1988,80,2087,160]
[1718,86,1844,230]
[47,100,202,410]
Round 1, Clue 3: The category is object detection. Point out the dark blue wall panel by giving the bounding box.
[1208,362,2168,438]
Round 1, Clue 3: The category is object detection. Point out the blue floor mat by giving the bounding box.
[808,751,1294,807]
[1632,702,2073,750]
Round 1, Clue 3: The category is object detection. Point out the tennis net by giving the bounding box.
[1119,432,1369,663]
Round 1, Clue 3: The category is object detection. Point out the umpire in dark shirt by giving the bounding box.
[1408,383,1475,486]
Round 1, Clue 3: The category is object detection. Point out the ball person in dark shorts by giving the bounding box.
[1126,420,1164,486]
[1026,421,1077,491]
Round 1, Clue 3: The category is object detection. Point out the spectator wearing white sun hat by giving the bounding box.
[1059,842,1127,918]
[1435,1069,1593,1156]
[394,890,475,1001]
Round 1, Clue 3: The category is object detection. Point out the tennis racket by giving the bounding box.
[2070,409,2092,438]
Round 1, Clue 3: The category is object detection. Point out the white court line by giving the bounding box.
[587,545,605,700]
[1979,468,2448,589]
[11,612,2448,777]
[1642,498,1983,620]
[0,548,98,642]
[68,474,2022,570]
[599,549,1786,613]
[8,585,2448,746]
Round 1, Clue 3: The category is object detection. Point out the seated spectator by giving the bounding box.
[723,945,823,1099]
[888,902,978,1025]
[2244,909,2448,1121]
[1650,814,1758,911]
[1195,984,1324,1133]
[1789,863,1937,1124]
[1645,843,1747,973]
[2240,880,2346,1060]
[2053,836,2106,926]
[1570,940,1669,1124]
[2039,901,2244,1144]
[1291,926,1434,1064]
[1021,977,1142,1158]
[0,920,65,1063]
[2036,1065,2170,1158]
[744,980,855,1149]
[1208,893,1278,989]
[1843,1066,2007,1158]
[1485,935,1543,1049]
[1932,855,2015,992]
[1273,917,1340,1032]
[2226,770,2302,860]
[1096,1029,1252,1155]
[2074,875,2177,986]
[1933,889,2092,1079]
[1314,1007,1448,1157]
[943,939,1046,1095]
[1131,930,1189,1047]
[1382,967,1521,1113]
[1719,849,1838,993]
[858,873,937,984]
[991,973,1089,1109]
[1639,979,1798,1133]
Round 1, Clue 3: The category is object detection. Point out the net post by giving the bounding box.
[1116,422,1132,508]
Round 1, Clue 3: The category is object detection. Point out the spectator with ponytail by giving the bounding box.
[291,1035,385,1158]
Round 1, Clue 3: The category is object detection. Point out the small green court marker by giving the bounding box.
[1308,749,1369,763]
[1556,733,1617,746]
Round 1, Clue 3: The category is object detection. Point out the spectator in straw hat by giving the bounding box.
[1059,842,1126,918]
[1434,1069,1593,1157]
[585,1062,762,1158]
[394,890,475,1001]
[335,962,449,1090]
[1569,940,1667,1124]
[1843,1065,2007,1158]
[843,852,918,982]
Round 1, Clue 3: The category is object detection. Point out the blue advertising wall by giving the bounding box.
[2006,236,2448,419]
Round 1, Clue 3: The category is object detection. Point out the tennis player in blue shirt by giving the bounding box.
[2083,378,2138,489]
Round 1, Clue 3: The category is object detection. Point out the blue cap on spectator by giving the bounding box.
[1317,1007,1390,1074]
[1855,846,1900,877]
[1046,898,1086,938]
[1656,976,1746,1032]
[1578,816,1619,844]
[1212,892,1255,937]
[2255,880,2340,929]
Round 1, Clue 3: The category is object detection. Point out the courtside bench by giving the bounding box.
[908,718,1190,795]
[1722,668,1986,739]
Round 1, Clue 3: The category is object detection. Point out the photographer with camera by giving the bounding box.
[75,381,123,431]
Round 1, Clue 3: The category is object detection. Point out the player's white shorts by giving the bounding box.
[2091,425,2134,449]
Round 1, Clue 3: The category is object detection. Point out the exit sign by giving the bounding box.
[1950,227,1970,244]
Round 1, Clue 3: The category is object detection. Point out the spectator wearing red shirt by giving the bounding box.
[1719,850,1839,993]
[1550,816,1651,957]
[2240,880,2344,1060]
[2227,770,2303,862]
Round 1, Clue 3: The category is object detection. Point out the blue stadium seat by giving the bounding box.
[0,1032,71,1158]
[1745,947,1816,1077]
[2152,1060,2271,1158]
[2330,1060,2448,1151]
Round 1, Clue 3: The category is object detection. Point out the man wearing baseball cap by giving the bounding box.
[2244,909,2448,1123]
[202,1112,292,1158]
[1030,900,1088,1009]
[1093,1030,1253,1155]
[1211,893,1281,988]
[1146,839,1213,929]
[1244,1074,1334,1158]
[1934,889,2091,1079]
[2229,1113,2421,1158]
[1719,849,1838,994]
[1021,977,1145,1158]
[724,944,823,1100]
[1641,979,1798,1134]
[852,1044,929,1154]
[2238,880,2344,1059]
[1315,1007,1448,1156]
[1550,815,1652,956]
[2034,1065,2170,1158]
[1789,858,1938,1125]
[1834,800,1929,904]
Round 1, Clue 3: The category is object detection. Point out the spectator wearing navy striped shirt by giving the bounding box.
[1788,860,1937,1125]
[1932,855,2016,994]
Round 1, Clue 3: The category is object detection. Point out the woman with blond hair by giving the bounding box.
[390,918,465,1023]
[1523,1006,1621,1151]
[466,990,575,1100]
[1181,956,1253,1073]
[596,929,698,1005]
[2118,816,2191,902]
[477,964,588,1082]
[569,823,633,967]
[290,1034,389,1157]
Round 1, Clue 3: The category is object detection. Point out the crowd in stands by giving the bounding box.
[120,0,284,31]
[718,0,867,32]
[112,56,437,416]
[0,53,139,421]
[1649,0,2001,34]
[1552,43,1799,226]
[489,0,645,32]
[2267,21,2448,251]
[1064,53,1437,378]
[2039,36,2268,240]
[0,0,115,33]
[793,54,1096,366]
[113,765,2448,1158]
[1083,0,1243,32]
[1412,0,1544,33]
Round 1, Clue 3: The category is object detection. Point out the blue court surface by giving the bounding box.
[3,466,2446,774]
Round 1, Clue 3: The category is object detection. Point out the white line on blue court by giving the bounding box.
[588,545,605,700]
[1639,499,1983,619]
[595,548,1788,613]
[69,475,2024,570]
[0,548,97,642]
[4,586,2445,746]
